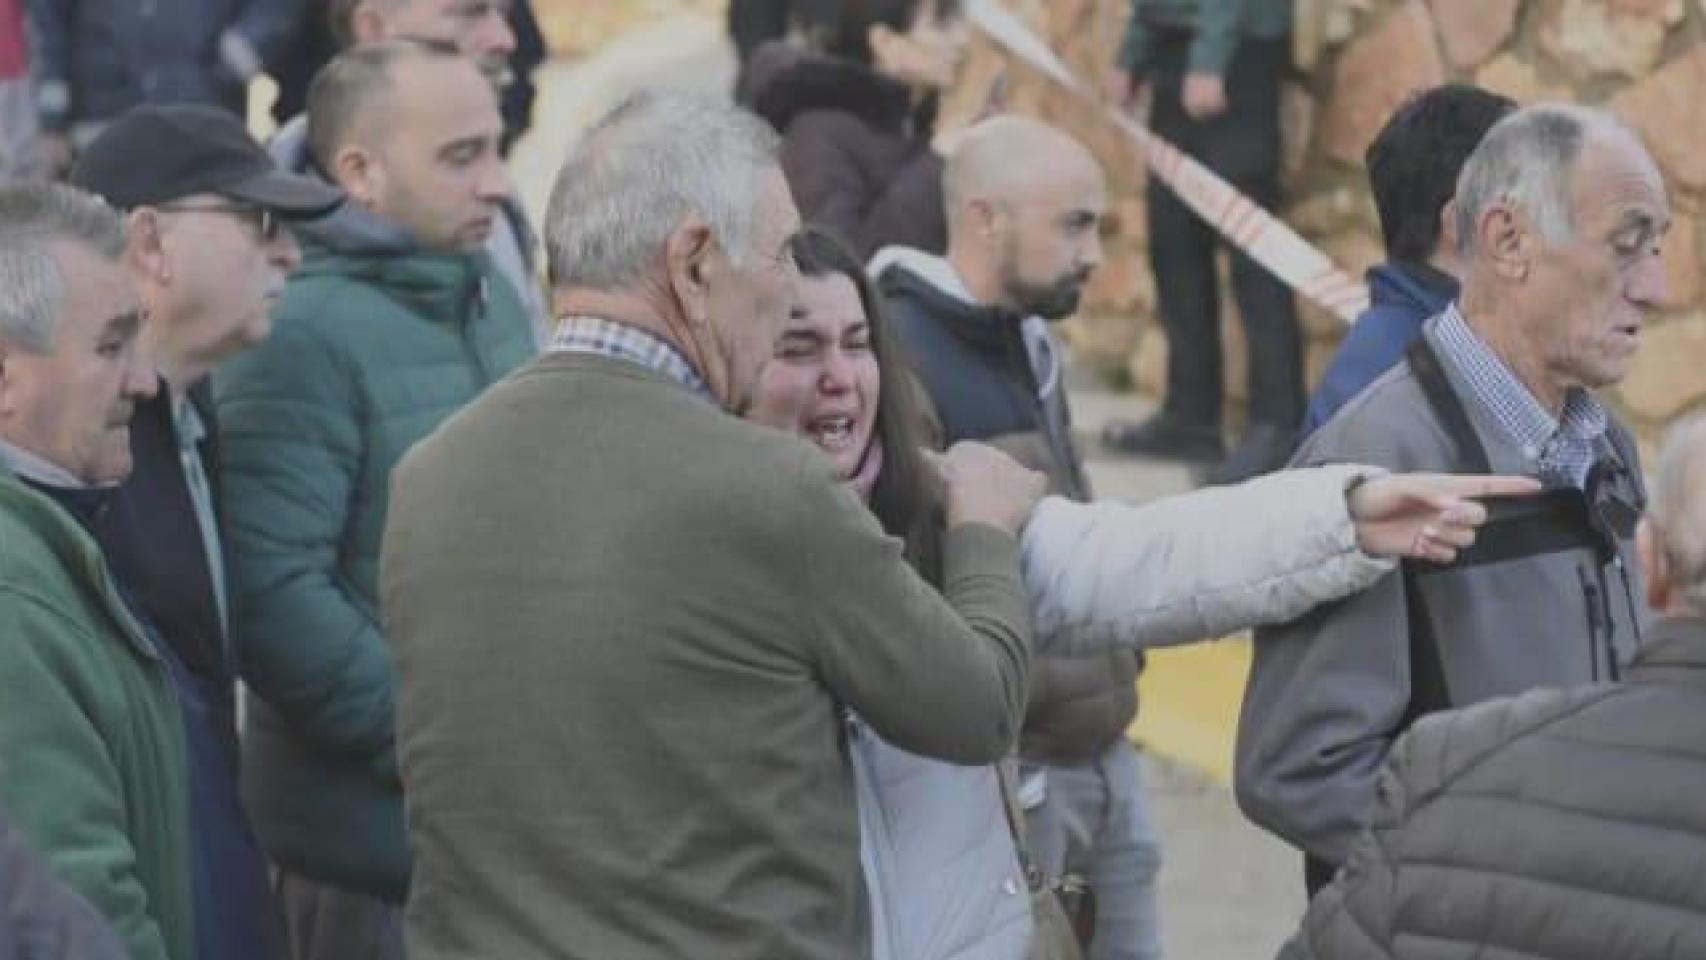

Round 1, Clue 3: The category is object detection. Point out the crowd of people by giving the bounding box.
[0,1,1704,960]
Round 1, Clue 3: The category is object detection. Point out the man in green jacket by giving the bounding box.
[212,41,535,960]
[381,90,1044,960]
[0,181,194,960]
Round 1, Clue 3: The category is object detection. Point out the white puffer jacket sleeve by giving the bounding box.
[1021,464,1395,656]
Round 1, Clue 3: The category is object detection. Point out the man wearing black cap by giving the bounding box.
[70,102,344,960]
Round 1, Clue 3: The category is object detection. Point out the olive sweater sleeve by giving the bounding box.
[793,462,1031,765]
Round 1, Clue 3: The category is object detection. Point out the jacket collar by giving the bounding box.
[0,469,161,660]
[1368,260,1457,312]
[876,257,1022,356]
[1624,617,1706,685]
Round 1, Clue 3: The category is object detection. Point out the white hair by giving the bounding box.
[544,90,783,290]
[1453,103,1631,257]
[1651,414,1706,613]
[0,182,127,352]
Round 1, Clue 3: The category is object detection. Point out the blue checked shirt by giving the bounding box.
[549,316,712,402]
[1433,304,1609,490]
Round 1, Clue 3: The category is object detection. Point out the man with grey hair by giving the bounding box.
[0,181,196,960]
[1237,103,1668,894]
[380,89,1045,959]
[1280,415,1706,958]
[213,40,535,960]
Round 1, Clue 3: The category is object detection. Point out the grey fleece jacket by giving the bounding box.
[1236,314,1650,868]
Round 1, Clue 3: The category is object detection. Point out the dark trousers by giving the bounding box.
[1145,31,1303,430]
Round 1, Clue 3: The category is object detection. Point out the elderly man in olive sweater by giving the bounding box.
[380,91,1043,960]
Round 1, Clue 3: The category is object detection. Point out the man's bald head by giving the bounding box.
[940,115,1107,321]
[308,40,507,252]
[944,115,1102,216]
[307,39,465,172]
[1645,415,1706,615]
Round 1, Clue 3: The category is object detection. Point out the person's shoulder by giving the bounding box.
[1297,360,1450,471]
[1395,681,1625,805]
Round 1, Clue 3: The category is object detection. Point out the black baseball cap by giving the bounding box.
[72,104,344,219]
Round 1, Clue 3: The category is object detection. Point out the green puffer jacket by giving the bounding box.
[214,209,536,901]
[0,469,193,960]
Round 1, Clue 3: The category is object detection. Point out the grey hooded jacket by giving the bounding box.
[1237,313,1650,869]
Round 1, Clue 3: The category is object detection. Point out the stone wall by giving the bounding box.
[950,0,1706,444]
[534,0,724,55]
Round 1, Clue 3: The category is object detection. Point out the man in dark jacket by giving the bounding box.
[1100,0,1302,484]
[1284,414,1706,959]
[214,42,535,960]
[0,804,127,960]
[69,103,344,960]
[1237,104,1667,896]
[1303,85,1515,437]
[872,115,1159,960]
[25,0,300,174]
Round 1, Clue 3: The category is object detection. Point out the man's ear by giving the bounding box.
[126,208,170,285]
[968,197,1001,241]
[349,0,388,43]
[1637,516,1671,613]
[333,145,380,209]
[663,215,717,327]
[1480,203,1531,282]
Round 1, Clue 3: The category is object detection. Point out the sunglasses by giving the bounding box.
[156,201,283,243]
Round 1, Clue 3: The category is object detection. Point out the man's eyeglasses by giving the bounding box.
[156,202,282,243]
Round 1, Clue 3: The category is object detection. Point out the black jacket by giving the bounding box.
[743,41,946,258]
[876,253,1138,765]
[94,381,279,960]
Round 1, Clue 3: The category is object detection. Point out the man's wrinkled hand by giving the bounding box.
[927,441,1047,536]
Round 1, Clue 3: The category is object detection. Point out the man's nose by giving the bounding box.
[476,157,512,202]
[1626,246,1669,308]
[1081,231,1105,272]
[481,11,517,59]
[270,230,301,272]
[127,351,160,400]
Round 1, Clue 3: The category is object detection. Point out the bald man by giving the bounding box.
[869,115,1162,960]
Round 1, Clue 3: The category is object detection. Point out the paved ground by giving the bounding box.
[510,16,1305,958]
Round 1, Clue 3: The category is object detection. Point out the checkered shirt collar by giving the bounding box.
[1432,303,1609,487]
[549,316,712,401]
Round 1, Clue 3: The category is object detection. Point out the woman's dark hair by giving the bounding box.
[824,0,964,67]
[788,225,945,583]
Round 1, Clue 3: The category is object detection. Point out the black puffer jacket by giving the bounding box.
[1288,615,1706,960]
[742,40,947,259]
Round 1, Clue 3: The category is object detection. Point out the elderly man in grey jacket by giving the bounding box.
[1282,414,1706,959]
[1236,103,1669,894]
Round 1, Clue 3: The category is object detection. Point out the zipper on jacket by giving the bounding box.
[1580,565,1604,682]
[458,274,494,382]
[1595,561,1621,683]
[1617,552,1644,651]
